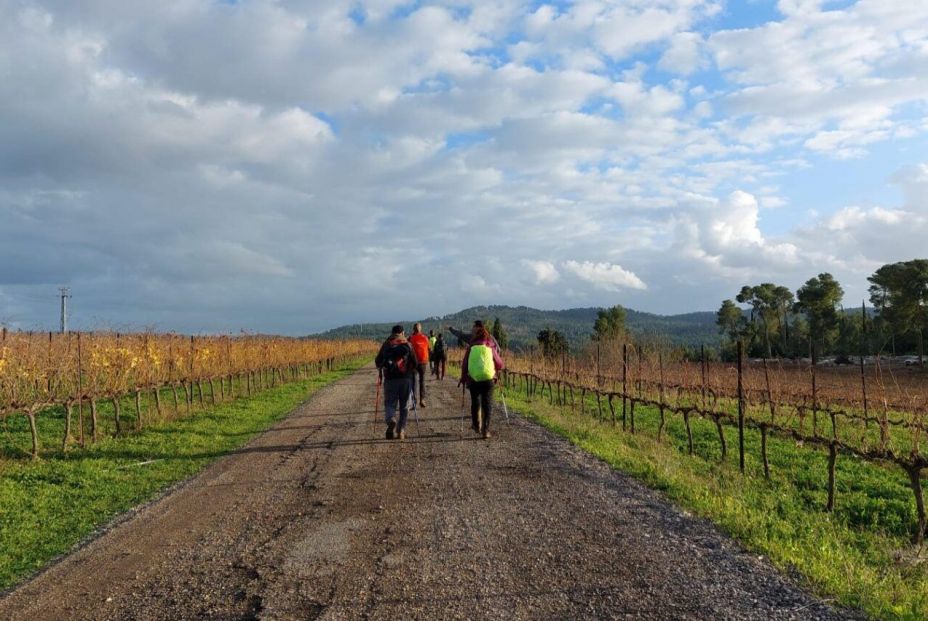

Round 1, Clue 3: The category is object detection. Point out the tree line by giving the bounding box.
[716,259,928,362]
[536,305,627,358]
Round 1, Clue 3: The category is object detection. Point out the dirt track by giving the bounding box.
[0,364,857,620]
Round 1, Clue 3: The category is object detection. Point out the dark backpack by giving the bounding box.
[433,339,445,359]
[381,342,411,379]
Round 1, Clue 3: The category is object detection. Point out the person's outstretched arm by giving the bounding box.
[447,326,471,344]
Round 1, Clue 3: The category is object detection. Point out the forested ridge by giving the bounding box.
[317,305,721,350]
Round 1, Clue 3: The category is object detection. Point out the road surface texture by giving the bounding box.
[0,364,858,620]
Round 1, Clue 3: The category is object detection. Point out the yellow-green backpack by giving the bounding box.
[468,344,495,382]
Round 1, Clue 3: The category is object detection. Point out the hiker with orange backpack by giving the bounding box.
[375,325,419,440]
[408,323,430,407]
[460,324,504,439]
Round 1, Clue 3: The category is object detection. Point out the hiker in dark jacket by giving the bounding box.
[460,325,504,439]
[431,333,447,380]
[447,320,499,348]
[374,325,419,440]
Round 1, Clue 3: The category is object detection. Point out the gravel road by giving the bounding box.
[0,364,860,620]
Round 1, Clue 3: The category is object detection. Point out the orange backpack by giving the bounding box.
[409,333,429,362]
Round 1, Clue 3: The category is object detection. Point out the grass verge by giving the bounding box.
[0,357,368,591]
[503,387,928,621]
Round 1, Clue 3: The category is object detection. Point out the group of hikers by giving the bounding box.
[374,320,504,440]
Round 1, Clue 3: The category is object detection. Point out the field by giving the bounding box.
[0,331,376,589]
[485,346,928,620]
[3,329,927,618]
[0,330,376,458]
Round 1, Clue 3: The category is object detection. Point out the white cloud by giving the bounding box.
[659,32,705,74]
[563,261,647,291]
[522,260,560,285]
[708,190,764,249]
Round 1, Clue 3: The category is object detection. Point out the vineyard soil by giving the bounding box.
[0,364,855,620]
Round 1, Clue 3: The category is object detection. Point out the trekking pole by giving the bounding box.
[459,382,466,436]
[500,382,510,425]
[411,390,421,437]
[374,373,382,432]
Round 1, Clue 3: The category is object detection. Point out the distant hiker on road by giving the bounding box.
[461,325,504,439]
[432,333,447,380]
[447,320,499,348]
[375,325,418,440]
[428,329,437,374]
[408,323,430,407]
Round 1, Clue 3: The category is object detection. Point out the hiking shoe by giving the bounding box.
[398,429,407,440]
[419,400,426,408]
[482,429,491,439]
[471,423,480,434]
[386,421,396,440]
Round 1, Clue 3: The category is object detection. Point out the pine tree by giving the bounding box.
[492,316,509,349]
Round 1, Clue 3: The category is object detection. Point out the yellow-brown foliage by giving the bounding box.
[0,331,376,410]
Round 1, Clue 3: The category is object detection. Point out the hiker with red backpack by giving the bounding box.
[460,324,504,439]
[408,323,430,407]
[375,325,419,440]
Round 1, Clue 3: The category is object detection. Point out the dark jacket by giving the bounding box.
[375,335,419,380]
[461,337,504,386]
[432,336,447,360]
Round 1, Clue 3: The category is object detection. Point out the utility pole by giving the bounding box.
[59,287,71,334]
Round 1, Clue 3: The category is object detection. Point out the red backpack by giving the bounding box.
[382,342,411,379]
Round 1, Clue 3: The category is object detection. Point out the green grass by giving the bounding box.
[0,358,368,591]
[503,386,928,621]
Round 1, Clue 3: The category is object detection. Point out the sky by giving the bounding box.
[1,0,927,334]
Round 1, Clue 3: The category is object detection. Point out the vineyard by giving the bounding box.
[499,342,928,545]
[0,329,377,459]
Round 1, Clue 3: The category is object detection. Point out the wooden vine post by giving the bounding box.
[188,335,196,413]
[657,351,666,442]
[88,333,98,443]
[859,301,869,428]
[708,345,725,458]
[761,357,774,478]
[227,336,234,399]
[26,407,40,460]
[760,425,770,479]
[906,465,926,545]
[632,345,642,434]
[700,345,707,410]
[621,343,628,431]
[811,342,819,437]
[77,332,84,446]
[135,389,143,431]
[737,340,745,474]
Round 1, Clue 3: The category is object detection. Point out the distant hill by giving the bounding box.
[317,305,722,351]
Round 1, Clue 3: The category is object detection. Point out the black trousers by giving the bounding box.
[469,380,494,431]
[432,356,446,379]
[415,363,427,402]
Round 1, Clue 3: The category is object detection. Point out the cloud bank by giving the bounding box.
[1,1,927,333]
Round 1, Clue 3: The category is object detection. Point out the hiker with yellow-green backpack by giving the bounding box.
[460,324,504,439]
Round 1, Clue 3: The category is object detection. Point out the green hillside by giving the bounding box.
[317,305,722,351]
